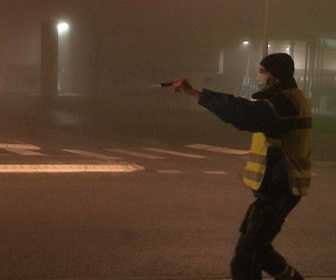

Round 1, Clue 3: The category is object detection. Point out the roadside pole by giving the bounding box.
[262,0,270,58]
[40,21,58,124]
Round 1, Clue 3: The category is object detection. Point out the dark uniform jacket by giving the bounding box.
[198,87,308,200]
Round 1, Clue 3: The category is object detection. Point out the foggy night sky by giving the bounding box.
[3,0,335,34]
[1,0,336,94]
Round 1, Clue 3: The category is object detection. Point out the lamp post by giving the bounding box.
[243,40,250,84]
[40,21,58,102]
[242,41,251,98]
[262,0,270,58]
[57,22,70,94]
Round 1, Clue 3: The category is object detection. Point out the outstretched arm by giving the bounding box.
[172,78,292,139]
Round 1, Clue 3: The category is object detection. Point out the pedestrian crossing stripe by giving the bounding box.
[157,170,182,174]
[105,149,165,159]
[0,143,47,156]
[4,148,47,156]
[63,149,122,161]
[0,164,144,173]
[186,143,249,155]
[143,148,207,159]
[0,143,41,150]
[203,171,228,175]
[0,143,247,159]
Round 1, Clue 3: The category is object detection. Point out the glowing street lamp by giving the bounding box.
[57,22,70,35]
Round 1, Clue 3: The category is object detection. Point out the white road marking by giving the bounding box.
[4,148,47,156]
[156,170,182,174]
[0,143,46,156]
[0,143,41,150]
[203,171,228,175]
[105,149,165,159]
[0,164,144,173]
[186,143,249,155]
[143,148,207,159]
[63,149,122,161]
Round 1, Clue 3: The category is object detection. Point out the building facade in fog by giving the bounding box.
[1,0,336,113]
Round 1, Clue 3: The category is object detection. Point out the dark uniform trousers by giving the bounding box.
[230,195,301,280]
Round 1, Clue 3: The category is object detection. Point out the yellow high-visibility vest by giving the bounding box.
[241,88,312,196]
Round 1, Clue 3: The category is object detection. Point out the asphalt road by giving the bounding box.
[0,93,335,279]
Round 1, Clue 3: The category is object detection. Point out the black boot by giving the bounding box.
[274,266,304,280]
[289,268,304,280]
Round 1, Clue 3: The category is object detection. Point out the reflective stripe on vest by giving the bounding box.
[241,133,267,191]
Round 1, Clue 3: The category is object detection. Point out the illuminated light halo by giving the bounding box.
[57,22,70,34]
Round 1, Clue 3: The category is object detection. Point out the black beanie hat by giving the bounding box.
[260,53,295,82]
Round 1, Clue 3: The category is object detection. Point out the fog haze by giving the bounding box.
[1,0,336,104]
